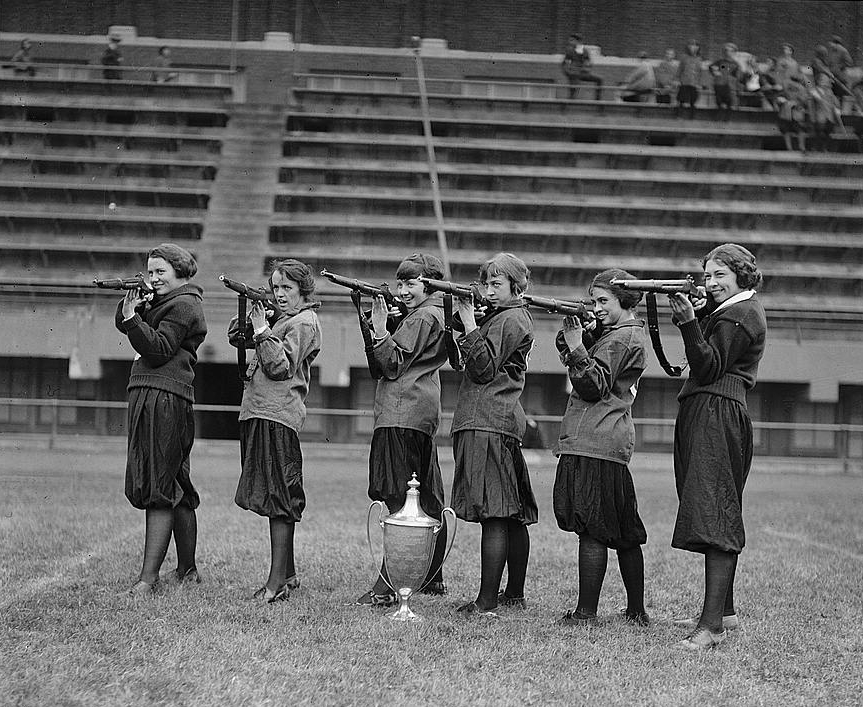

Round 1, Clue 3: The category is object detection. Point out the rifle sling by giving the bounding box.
[646,292,684,377]
[443,294,463,371]
[350,291,383,379]
[236,294,250,382]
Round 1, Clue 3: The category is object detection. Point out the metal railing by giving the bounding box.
[1,61,246,102]
[1,397,861,472]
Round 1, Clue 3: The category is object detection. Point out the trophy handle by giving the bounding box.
[366,500,386,573]
[417,506,457,592]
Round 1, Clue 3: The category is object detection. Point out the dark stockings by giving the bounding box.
[266,518,295,593]
[617,545,646,617]
[172,505,198,575]
[139,508,173,585]
[698,549,737,632]
[476,518,530,610]
[575,535,645,617]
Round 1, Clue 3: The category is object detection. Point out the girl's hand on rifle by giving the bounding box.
[669,292,696,324]
[456,295,478,334]
[371,295,389,337]
[122,288,148,319]
[562,315,584,350]
[249,301,268,332]
[690,290,709,312]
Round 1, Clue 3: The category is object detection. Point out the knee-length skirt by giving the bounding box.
[368,427,445,519]
[451,430,538,525]
[553,454,647,549]
[125,387,199,510]
[673,393,753,554]
[236,418,305,521]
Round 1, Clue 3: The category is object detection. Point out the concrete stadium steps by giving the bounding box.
[285,132,863,178]
[197,104,286,282]
[0,76,233,105]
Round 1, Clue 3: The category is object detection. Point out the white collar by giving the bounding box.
[714,289,755,312]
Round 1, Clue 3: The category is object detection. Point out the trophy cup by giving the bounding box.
[367,473,456,622]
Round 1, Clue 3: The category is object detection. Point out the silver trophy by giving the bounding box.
[367,473,456,622]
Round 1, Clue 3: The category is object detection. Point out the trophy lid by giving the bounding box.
[385,473,440,528]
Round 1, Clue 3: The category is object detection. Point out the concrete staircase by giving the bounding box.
[198,104,285,286]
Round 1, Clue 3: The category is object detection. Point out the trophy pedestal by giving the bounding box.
[388,588,422,622]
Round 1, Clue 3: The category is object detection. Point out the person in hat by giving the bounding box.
[676,39,703,119]
[562,34,604,100]
[102,36,123,80]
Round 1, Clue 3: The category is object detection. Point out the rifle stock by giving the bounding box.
[93,273,154,294]
[610,277,706,299]
[418,277,490,307]
[218,275,277,309]
[523,294,593,320]
[320,269,403,309]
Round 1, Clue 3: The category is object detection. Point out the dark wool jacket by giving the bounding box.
[451,303,534,441]
[115,283,207,403]
[554,319,649,463]
[372,296,447,437]
[228,303,322,433]
[677,296,767,405]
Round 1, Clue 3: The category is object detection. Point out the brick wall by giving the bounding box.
[3,0,861,61]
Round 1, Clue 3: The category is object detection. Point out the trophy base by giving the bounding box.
[388,589,423,622]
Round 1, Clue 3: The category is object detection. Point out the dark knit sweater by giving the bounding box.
[115,283,207,403]
[677,296,766,404]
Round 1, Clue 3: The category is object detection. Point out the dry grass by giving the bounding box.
[1,443,862,706]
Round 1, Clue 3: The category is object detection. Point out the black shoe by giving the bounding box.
[620,608,650,626]
[420,581,447,596]
[456,601,498,618]
[497,591,527,609]
[558,609,597,626]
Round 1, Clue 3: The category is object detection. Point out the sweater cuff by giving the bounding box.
[119,313,142,332]
[252,327,272,344]
[677,318,705,349]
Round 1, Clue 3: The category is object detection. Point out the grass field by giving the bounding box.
[1,442,862,707]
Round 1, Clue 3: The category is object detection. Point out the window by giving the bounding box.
[633,379,677,445]
[791,400,836,452]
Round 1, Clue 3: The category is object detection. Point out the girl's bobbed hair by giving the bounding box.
[396,253,445,285]
[268,258,316,298]
[702,243,762,290]
[479,252,530,295]
[590,268,642,309]
[147,243,197,279]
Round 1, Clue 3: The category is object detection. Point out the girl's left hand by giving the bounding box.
[370,295,389,336]
[249,301,268,330]
[121,288,147,319]
[562,314,583,350]
[668,292,696,323]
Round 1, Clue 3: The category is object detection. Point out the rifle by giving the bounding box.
[523,294,593,321]
[320,269,405,315]
[417,277,489,306]
[93,273,154,294]
[609,276,706,299]
[608,277,707,378]
[219,275,277,383]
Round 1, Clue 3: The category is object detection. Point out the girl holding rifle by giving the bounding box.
[228,259,322,603]
[668,243,766,650]
[451,253,537,616]
[356,253,450,606]
[115,243,207,595]
[552,269,651,626]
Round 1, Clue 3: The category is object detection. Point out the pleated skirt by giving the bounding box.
[673,393,753,554]
[236,418,306,521]
[553,454,647,549]
[451,430,538,525]
[125,387,199,510]
[368,427,445,519]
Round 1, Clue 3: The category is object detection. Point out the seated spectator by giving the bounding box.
[811,45,832,88]
[776,74,811,153]
[9,38,35,77]
[810,73,841,151]
[151,46,178,83]
[562,33,604,100]
[709,43,740,119]
[776,43,802,87]
[738,55,764,108]
[620,51,656,102]
[828,35,853,102]
[760,57,782,109]
[676,39,703,119]
[654,48,678,105]
[102,37,123,80]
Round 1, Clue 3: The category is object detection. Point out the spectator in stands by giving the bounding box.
[353,253,450,607]
[552,269,650,628]
[737,55,764,109]
[655,48,679,105]
[775,43,801,87]
[562,34,604,101]
[676,39,703,119]
[759,57,782,110]
[102,36,123,80]
[811,45,832,88]
[151,46,178,83]
[669,243,766,651]
[620,51,656,102]
[450,253,537,617]
[9,38,35,77]
[828,35,853,102]
[115,243,207,595]
[709,43,740,119]
[810,73,841,151]
[776,74,811,153]
[228,259,321,603]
